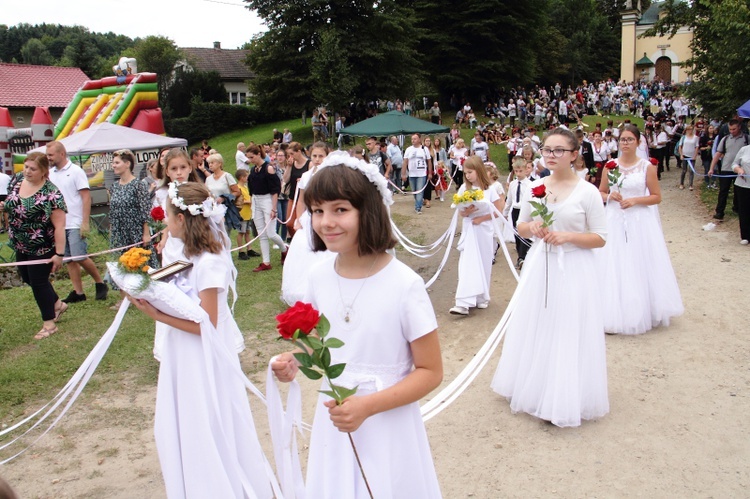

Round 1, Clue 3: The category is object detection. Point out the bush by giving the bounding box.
[164,102,272,143]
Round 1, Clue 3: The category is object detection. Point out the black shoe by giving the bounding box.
[95,282,109,300]
[62,291,87,303]
[713,213,724,220]
[247,249,261,257]
[238,252,248,260]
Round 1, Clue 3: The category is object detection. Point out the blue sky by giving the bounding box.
[4,0,266,49]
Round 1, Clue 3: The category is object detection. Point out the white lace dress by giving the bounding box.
[598,158,684,334]
[491,179,610,427]
[302,257,442,498]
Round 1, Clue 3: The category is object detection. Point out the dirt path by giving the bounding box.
[3,168,749,498]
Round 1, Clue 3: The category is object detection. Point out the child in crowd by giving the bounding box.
[449,157,505,316]
[503,156,533,269]
[272,157,443,497]
[234,169,260,260]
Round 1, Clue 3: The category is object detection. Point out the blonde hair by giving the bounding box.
[166,182,225,257]
[463,156,492,190]
[455,138,466,148]
[206,153,224,168]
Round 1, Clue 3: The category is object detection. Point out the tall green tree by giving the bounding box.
[20,38,52,65]
[165,69,228,118]
[310,29,356,112]
[642,0,750,119]
[134,36,182,108]
[245,0,421,114]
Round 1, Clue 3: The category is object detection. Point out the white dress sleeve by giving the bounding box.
[399,272,438,343]
[582,183,607,242]
[195,253,228,292]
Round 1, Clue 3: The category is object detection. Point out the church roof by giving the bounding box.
[638,1,665,26]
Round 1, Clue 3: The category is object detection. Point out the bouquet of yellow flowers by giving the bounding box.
[117,247,153,292]
[452,188,484,206]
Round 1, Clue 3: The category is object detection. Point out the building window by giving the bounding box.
[230,92,247,105]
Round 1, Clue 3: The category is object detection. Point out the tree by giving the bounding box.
[165,69,228,118]
[642,0,750,119]
[309,29,356,112]
[245,0,421,114]
[133,36,182,108]
[20,38,52,65]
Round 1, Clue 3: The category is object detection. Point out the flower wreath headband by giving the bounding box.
[318,151,394,207]
[167,181,227,224]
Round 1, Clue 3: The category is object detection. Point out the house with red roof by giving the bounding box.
[177,42,254,105]
[0,62,89,126]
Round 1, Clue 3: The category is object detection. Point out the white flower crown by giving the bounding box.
[167,181,227,223]
[319,151,394,207]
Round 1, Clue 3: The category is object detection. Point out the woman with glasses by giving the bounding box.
[598,125,683,335]
[492,127,609,427]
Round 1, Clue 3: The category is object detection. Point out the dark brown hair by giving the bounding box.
[166,182,224,257]
[622,124,641,141]
[304,164,396,255]
[112,149,136,172]
[544,127,579,150]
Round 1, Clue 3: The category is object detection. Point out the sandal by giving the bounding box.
[54,301,68,323]
[34,325,58,340]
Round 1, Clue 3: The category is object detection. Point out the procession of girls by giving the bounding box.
[113,117,685,497]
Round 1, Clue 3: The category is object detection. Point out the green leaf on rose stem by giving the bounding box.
[307,336,324,350]
[293,352,313,368]
[311,349,323,369]
[317,314,331,338]
[297,334,313,350]
[321,347,331,369]
[333,385,358,400]
[318,389,342,403]
[327,362,346,379]
[325,337,345,349]
[298,366,323,380]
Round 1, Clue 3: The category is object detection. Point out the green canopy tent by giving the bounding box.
[339,111,450,137]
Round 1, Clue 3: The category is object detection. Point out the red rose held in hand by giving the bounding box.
[531,184,547,199]
[649,157,659,166]
[150,206,165,221]
[605,160,617,170]
[276,301,321,339]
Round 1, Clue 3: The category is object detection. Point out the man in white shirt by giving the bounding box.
[386,136,403,191]
[470,132,489,162]
[235,142,250,172]
[282,128,293,143]
[401,134,432,214]
[46,141,107,303]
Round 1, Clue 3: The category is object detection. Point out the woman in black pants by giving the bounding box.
[1,153,67,339]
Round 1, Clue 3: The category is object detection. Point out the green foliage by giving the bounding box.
[20,38,52,65]
[164,102,262,144]
[133,36,182,107]
[165,69,228,118]
[310,29,356,112]
[642,0,750,119]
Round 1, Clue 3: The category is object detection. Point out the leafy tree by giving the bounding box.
[133,36,182,108]
[642,0,750,119]
[165,69,228,118]
[59,32,104,78]
[245,0,421,114]
[310,29,356,112]
[20,38,52,65]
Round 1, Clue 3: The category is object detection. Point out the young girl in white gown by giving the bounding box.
[128,182,274,498]
[281,142,334,305]
[449,157,505,315]
[272,156,444,498]
[597,125,684,334]
[491,128,610,428]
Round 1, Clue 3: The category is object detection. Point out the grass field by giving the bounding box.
[1,109,718,424]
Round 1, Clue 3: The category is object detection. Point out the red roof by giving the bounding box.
[0,63,89,108]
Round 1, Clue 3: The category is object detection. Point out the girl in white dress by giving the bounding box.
[272,158,444,498]
[598,125,684,335]
[281,142,334,304]
[128,182,274,498]
[449,157,505,315]
[491,128,609,427]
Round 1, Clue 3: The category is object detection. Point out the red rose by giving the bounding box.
[150,206,165,221]
[531,184,547,199]
[276,301,320,339]
[649,157,659,166]
[605,160,617,170]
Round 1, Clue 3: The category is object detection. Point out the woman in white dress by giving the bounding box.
[272,159,443,498]
[449,156,505,315]
[128,182,274,498]
[492,127,609,427]
[598,125,684,335]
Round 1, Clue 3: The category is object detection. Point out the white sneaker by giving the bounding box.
[741,239,749,245]
[477,302,489,309]
[449,306,469,315]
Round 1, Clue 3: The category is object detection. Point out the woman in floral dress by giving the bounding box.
[108,149,156,307]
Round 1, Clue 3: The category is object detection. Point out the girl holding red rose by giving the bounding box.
[597,125,684,335]
[106,149,158,308]
[272,157,444,498]
[491,127,610,428]
[127,182,275,498]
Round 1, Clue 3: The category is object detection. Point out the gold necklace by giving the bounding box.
[335,255,379,323]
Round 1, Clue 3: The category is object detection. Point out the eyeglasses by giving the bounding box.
[619,137,637,143]
[539,147,575,158]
